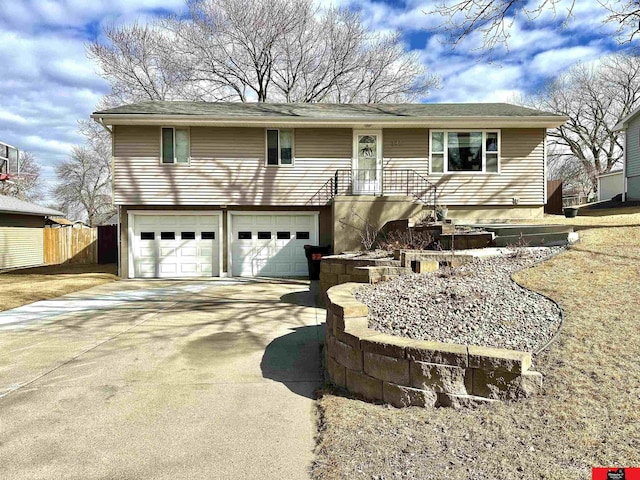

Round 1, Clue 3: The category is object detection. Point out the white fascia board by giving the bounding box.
[614,104,640,131]
[91,114,568,129]
[596,170,624,178]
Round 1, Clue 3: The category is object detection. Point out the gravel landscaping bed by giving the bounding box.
[354,248,563,352]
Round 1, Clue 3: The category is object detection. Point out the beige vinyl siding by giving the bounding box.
[431,128,545,206]
[295,128,352,158]
[0,214,44,269]
[190,127,264,158]
[113,126,160,157]
[381,128,544,205]
[383,128,429,172]
[112,125,545,206]
[113,126,351,205]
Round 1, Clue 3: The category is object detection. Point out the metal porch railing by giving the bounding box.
[307,168,437,213]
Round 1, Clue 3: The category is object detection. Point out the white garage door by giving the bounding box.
[131,213,220,278]
[231,213,318,277]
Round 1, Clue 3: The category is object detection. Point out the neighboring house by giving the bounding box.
[614,108,640,201]
[0,194,64,270]
[91,102,566,279]
[597,170,624,202]
[45,217,75,228]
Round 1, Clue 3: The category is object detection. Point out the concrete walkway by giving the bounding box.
[0,278,324,480]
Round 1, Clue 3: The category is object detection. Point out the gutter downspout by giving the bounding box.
[95,117,112,134]
[623,130,627,202]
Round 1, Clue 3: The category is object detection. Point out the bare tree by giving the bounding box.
[53,140,115,226]
[525,53,640,194]
[88,0,438,104]
[547,148,594,197]
[87,22,191,105]
[602,0,640,43]
[0,151,43,203]
[430,0,639,55]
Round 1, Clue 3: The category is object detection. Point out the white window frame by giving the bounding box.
[429,129,500,175]
[265,128,295,167]
[160,126,190,165]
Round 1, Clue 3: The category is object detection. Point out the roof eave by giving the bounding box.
[613,104,640,131]
[0,209,63,217]
[91,113,568,129]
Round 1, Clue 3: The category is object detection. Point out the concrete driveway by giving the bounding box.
[0,278,325,480]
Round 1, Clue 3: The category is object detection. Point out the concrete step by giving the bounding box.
[493,231,578,247]
[480,224,574,236]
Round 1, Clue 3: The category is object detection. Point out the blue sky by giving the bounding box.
[0,0,629,200]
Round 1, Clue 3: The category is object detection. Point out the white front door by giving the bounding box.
[353,131,382,194]
[230,213,318,277]
[131,213,220,278]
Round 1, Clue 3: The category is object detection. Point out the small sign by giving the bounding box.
[592,468,640,480]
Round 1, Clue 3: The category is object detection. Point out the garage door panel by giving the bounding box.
[201,264,213,274]
[180,263,197,274]
[137,263,155,274]
[179,246,197,257]
[132,213,220,278]
[159,263,177,274]
[231,213,317,277]
[138,246,155,257]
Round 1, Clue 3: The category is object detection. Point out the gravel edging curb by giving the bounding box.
[509,248,567,356]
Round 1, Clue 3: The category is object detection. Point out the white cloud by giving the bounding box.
[0,0,186,203]
[529,45,605,77]
[430,62,527,102]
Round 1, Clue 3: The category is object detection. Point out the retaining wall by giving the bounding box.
[324,283,543,408]
[319,255,409,293]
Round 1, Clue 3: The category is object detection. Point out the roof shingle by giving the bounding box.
[94,101,560,119]
[0,194,64,217]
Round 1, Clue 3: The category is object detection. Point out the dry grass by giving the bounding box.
[313,206,640,480]
[0,263,118,312]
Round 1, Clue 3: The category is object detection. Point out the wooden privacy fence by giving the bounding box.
[545,180,563,215]
[98,225,118,264]
[44,227,98,265]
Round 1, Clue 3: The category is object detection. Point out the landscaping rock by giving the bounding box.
[354,248,563,352]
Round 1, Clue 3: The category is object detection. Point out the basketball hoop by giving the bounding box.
[1,141,21,184]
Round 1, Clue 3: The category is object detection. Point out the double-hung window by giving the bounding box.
[266,129,294,166]
[430,130,499,174]
[161,127,190,164]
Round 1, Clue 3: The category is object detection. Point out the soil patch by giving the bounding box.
[0,263,118,311]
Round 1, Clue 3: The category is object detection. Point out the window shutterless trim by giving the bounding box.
[160,126,191,165]
[264,128,295,167]
[429,129,501,175]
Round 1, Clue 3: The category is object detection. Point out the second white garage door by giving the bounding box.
[230,213,318,277]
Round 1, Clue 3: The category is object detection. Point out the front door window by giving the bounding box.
[354,132,381,194]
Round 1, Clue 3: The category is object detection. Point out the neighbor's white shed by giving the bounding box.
[0,194,63,270]
[597,170,624,201]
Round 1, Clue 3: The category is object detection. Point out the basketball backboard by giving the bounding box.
[0,141,20,177]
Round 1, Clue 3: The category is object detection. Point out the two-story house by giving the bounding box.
[91,102,566,279]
